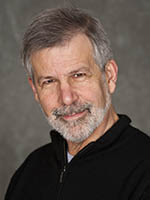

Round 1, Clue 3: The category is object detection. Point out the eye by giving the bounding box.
[42,79,56,87]
[73,72,86,78]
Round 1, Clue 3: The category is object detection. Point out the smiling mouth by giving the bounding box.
[62,110,88,121]
[53,104,91,120]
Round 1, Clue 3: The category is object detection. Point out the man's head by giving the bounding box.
[22,7,118,143]
[22,7,113,79]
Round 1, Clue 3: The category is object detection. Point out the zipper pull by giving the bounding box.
[59,166,66,183]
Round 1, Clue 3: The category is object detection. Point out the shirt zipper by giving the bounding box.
[59,141,67,183]
[59,165,66,183]
[57,141,95,200]
[59,141,95,183]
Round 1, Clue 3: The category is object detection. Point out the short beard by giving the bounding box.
[46,85,111,143]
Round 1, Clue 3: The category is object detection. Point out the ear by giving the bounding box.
[105,60,118,94]
[28,77,39,102]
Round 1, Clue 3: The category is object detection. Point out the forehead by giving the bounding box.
[31,34,96,74]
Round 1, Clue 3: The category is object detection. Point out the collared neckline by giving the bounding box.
[50,114,132,159]
[95,114,131,145]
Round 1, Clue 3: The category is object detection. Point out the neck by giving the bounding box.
[67,105,118,156]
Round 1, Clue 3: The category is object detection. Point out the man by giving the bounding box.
[5,7,150,200]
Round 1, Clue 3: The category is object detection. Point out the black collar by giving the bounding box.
[49,114,131,161]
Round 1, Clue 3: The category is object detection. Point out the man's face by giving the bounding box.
[30,34,114,143]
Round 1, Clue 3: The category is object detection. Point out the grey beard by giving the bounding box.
[46,95,111,143]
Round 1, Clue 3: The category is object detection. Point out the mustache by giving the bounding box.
[52,103,92,118]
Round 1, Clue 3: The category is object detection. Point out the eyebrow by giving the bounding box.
[68,67,90,75]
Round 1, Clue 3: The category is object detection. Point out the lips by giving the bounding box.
[53,103,92,121]
[62,110,87,121]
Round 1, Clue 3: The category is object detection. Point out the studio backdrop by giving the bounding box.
[0,0,150,199]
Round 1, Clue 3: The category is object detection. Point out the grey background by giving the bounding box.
[0,0,150,199]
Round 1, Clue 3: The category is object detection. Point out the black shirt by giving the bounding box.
[5,115,150,200]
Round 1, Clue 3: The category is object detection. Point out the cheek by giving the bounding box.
[37,90,59,116]
[77,82,106,107]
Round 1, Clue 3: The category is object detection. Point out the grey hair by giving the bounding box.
[22,7,113,78]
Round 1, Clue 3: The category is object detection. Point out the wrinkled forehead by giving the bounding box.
[30,34,96,72]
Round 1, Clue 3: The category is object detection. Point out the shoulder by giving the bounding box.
[14,142,53,169]
[125,125,150,160]
[27,142,53,162]
[16,142,54,174]
[128,125,150,145]
[5,143,53,198]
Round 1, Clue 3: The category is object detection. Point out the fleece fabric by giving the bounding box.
[5,115,150,200]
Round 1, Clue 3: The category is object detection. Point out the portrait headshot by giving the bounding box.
[1,0,150,200]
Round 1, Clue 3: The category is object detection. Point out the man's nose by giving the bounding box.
[58,81,78,105]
